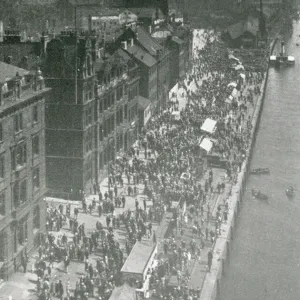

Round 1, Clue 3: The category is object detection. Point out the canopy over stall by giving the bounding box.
[201,118,217,134]
[199,138,213,153]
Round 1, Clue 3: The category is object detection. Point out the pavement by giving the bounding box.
[0,29,264,300]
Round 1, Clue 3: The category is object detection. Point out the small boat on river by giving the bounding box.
[252,189,268,201]
[286,186,295,198]
[270,41,295,66]
[250,167,270,175]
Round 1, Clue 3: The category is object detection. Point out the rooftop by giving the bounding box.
[0,62,29,84]
[126,44,157,67]
[136,26,162,56]
[121,242,156,275]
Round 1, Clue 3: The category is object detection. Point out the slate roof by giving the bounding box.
[136,26,162,56]
[138,95,151,109]
[126,44,157,67]
[0,62,29,84]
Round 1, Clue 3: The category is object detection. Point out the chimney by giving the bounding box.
[148,25,152,34]
[121,41,127,50]
[88,15,92,32]
[130,38,134,47]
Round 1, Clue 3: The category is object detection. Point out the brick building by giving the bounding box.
[0,63,51,279]
[95,47,140,182]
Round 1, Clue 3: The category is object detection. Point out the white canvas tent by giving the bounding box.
[199,138,213,153]
[201,118,217,134]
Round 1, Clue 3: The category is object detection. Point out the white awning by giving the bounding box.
[200,138,213,153]
[227,82,237,88]
[231,88,238,98]
[270,55,277,61]
[201,118,217,134]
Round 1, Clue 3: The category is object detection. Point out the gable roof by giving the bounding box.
[126,44,157,67]
[136,26,162,56]
[0,62,29,84]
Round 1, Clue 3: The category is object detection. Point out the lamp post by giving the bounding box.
[107,136,115,192]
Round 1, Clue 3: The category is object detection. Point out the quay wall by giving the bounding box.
[199,39,278,300]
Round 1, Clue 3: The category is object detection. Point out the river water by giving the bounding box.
[219,21,300,300]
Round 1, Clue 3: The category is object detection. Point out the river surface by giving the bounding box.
[220,21,300,300]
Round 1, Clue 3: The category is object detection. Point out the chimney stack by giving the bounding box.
[121,41,127,50]
[148,25,152,34]
[130,38,134,47]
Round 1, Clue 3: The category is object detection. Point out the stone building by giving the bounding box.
[43,30,97,199]
[0,62,50,279]
[95,47,140,182]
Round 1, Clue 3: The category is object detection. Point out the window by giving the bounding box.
[33,168,40,190]
[11,142,27,171]
[32,135,39,156]
[20,180,27,203]
[0,192,5,215]
[0,123,2,142]
[13,181,19,208]
[99,99,103,113]
[14,112,23,133]
[0,155,4,178]
[18,215,28,245]
[99,124,103,142]
[33,205,40,229]
[0,231,6,261]
[33,105,38,123]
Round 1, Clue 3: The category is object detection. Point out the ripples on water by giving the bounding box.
[220,21,300,300]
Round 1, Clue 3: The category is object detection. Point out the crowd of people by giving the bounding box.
[31,28,269,300]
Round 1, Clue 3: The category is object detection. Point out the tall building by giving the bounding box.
[43,30,97,199]
[0,63,50,279]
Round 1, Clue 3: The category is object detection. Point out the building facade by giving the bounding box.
[0,63,50,279]
[95,48,139,182]
[44,30,97,199]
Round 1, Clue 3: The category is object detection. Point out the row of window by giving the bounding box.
[0,106,38,142]
[0,136,40,179]
[0,168,40,216]
[99,86,125,113]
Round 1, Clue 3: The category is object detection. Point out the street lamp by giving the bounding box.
[107,136,115,191]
